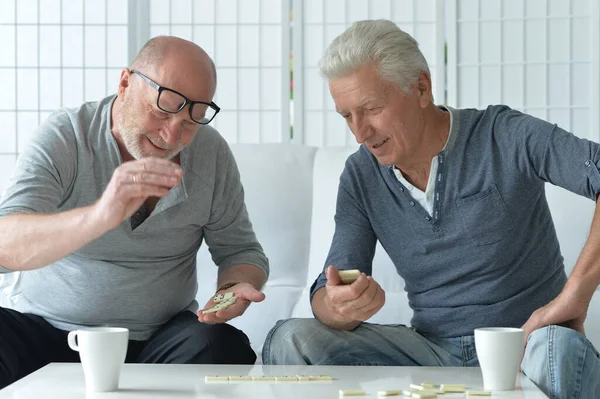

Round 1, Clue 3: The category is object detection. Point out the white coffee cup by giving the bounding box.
[67,327,129,392]
[474,327,524,391]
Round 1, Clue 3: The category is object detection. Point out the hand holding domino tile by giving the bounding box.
[197,282,265,324]
[326,265,364,285]
[321,265,386,323]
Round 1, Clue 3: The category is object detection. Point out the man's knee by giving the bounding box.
[263,318,330,364]
[189,323,256,365]
[522,325,598,399]
[0,336,17,389]
[265,318,323,348]
[525,325,588,362]
[0,307,58,389]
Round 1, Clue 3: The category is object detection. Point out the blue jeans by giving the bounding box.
[263,319,600,399]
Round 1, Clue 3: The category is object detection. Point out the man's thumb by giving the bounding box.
[326,265,342,286]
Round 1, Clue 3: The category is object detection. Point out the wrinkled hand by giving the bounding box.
[324,265,385,323]
[197,283,266,324]
[521,288,589,341]
[92,157,183,229]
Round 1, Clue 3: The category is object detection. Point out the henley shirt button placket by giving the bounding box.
[585,160,591,167]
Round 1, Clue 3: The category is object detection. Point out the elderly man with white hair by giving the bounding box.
[263,19,600,399]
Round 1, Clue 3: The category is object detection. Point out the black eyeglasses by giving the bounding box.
[130,69,220,125]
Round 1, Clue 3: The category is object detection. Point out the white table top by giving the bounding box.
[0,363,548,398]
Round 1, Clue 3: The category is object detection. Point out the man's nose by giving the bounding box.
[160,118,181,145]
[352,118,373,144]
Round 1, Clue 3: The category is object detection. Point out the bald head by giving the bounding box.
[130,36,217,99]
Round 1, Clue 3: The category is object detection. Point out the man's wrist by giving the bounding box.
[216,281,240,293]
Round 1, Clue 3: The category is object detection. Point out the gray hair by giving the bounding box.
[318,19,430,93]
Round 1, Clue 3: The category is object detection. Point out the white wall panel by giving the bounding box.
[0,0,129,198]
[215,26,237,66]
[0,155,17,197]
[0,26,15,67]
[239,0,260,23]
[0,0,14,23]
[260,0,281,23]
[39,69,61,110]
[62,26,84,67]
[192,0,215,24]
[261,26,283,66]
[0,71,15,109]
[85,0,106,23]
[40,0,60,23]
[238,26,259,66]
[171,0,192,24]
[16,26,37,67]
[238,69,260,110]
[85,69,108,102]
[62,68,84,107]
[39,26,61,67]
[260,69,282,110]
[149,0,169,24]
[261,111,282,142]
[62,0,83,23]
[16,0,37,23]
[16,69,37,110]
[502,65,523,107]
[17,112,39,152]
[0,113,16,153]
[85,27,107,67]
[447,0,599,140]
[238,111,260,143]
[107,26,128,67]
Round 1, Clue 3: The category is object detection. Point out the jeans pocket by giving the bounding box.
[456,184,514,246]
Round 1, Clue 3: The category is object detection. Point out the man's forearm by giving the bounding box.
[217,264,267,292]
[565,197,600,301]
[0,206,109,271]
[312,287,362,331]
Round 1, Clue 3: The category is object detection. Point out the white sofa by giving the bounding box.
[1,143,598,358]
[196,143,600,357]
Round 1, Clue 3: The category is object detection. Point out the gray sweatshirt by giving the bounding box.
[0,95,269,340]
[311,105,600,338]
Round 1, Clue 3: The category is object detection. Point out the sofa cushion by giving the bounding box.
[195,143,317,352]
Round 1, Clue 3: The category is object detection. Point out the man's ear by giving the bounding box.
[117,68,133,98]
[416,70,433,108]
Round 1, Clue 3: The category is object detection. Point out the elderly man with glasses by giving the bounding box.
[0,36,268,388]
